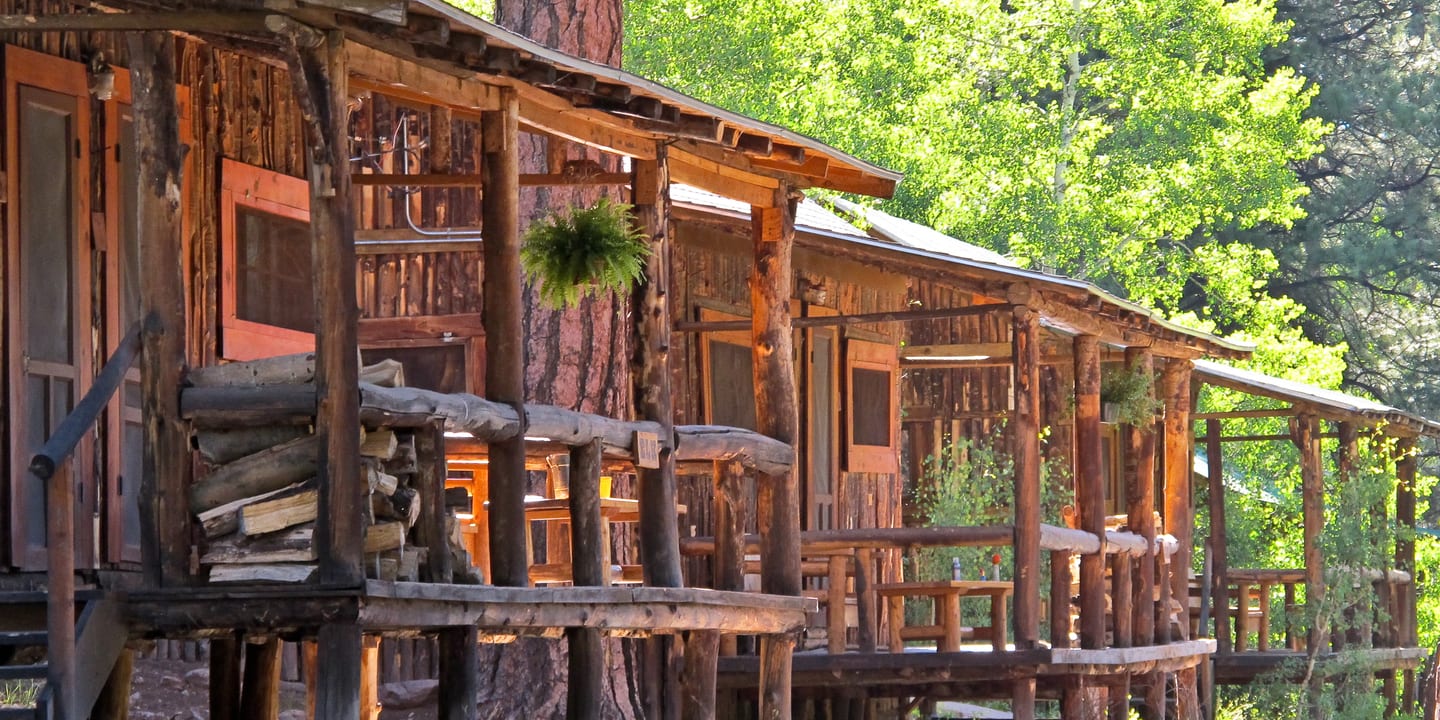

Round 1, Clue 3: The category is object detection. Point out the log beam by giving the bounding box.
[481,87,528,587]
[130,29,190,588]
[675,303,1015,333]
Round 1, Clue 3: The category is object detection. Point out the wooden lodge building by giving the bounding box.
[0,0,1427,718]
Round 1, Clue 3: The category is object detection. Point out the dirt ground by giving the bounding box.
[128,656,440,720]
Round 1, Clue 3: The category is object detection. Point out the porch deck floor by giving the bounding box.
[1213,646,1426,684]
[120,581,815,639]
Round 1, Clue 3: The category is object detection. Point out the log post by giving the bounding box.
[1161,359,1193,639]
[315,624,363,720]
[714,460,746,657]
[44,463,75,720]
[752,188,801,720]
[93,647,135,720]
[361,637,380,720]
[1112,553,1133,648]
[1073,335,1106,649]
[1397,436,1418,714]
[1050,550,1072,648]
[1296,412,1326,655]
[438,626,478,720]
[128,29,189,588]
[481,87,528,587]
[1124,348,1156,646]
[1013,676,1037,720]
[240,638,282,720]
[567,437,607,720]
[855,548,876,653]
[415,426,453,583]
[285,29,363,586]
[631,149,683,587]
[680,631,720,720]
[1011,302,1042,649]
[1206,418,1229,653]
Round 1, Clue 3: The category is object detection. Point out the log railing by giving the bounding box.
[31,323,141,720]
[681,524,1184,656]
[1211,568,1414,654]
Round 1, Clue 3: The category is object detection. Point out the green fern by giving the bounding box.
[520,197,651,309]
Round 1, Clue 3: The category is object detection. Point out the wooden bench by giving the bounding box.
[875,580,1012,652]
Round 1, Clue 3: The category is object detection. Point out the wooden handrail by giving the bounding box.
[34,321,139,720]
[30,323,141,479]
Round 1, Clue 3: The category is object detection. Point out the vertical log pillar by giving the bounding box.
[481,87,527,587]
[1396,436,1418,713]
[681,631,720,720]
[315,623,363,720]
[1296,412,1325,653]
[415,426,453,583]
[1112,553,1133,648]
[209,635,242,720]
[284,29,364,587]
[714,460,746,657]
[128,30,189,589]
[438,626,479,720]
[752,189,801,720]
[567,438,607,720]
[240,638,282,720]
[1206,419,1229,653]
[1011,300,1042,649]
[1050,550,1073,649]
[1161,359,1194,638]
[1125,348,1156,647]
[1012,676,1037,720]
[631,149,683,587]
[93,647,135,720]
[1073,335,1106,649]
[44,462,75,720]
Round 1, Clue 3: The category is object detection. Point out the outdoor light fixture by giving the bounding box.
[88,52,115,101]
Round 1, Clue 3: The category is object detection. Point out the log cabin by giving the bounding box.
[0,1,905,718]
[667,194,1433,718]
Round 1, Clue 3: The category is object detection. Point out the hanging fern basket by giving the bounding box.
[520,197,652,310]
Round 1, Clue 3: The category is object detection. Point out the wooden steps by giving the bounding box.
[0,663,46,681]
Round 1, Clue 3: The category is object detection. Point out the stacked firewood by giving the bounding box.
[186,353,480,585]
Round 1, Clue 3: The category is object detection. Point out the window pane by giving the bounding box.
[236,207,314,332]
[851,367,890,447]
[361,345,468,394]
[809,333,834,495]
[708,340,756,431]
[21,90,74,364]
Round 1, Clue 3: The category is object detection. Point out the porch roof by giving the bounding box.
[1193,360,1440,438]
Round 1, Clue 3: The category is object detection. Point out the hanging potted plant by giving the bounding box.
[520,196,651,309]
[1099,364,1162,426]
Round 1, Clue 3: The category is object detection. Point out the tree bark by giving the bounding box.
[485,2,641,717]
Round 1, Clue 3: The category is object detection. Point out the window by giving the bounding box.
[220,159,313,360]
[845,339,898,474]
[361,341,480,395]
[699,308,757,432]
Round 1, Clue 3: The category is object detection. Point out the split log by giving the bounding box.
[444,487,471,509]
[360,429,399,459]
[359,359,405,388]
[198,484,306,538]
[240,490,319,536]
[366,466,399,496]
[188,353,315,387]
[190,435,321,513]
[195,426,312,465]
[386,438,418,476]
[372,487,420,528]
[202,527,316,564]
[364,522,407,554]
[181,385,317,427]
[209,564,317,584]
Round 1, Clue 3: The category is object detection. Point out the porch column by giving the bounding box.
[1295,411,1325,717]
[1124,348,1156,647]
[128,30,189,589]
[631,146,683,587]
[1010,298,1041,653]
[1073,335,1106,649]
[1206,418,1229,654]
[752,188,800,720]
[1161,359,1194,636]
[1396,435,1418,712]
[481,87,528,587]
[283,29,362,585]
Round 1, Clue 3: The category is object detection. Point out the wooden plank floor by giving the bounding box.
[1214,647,1426,684]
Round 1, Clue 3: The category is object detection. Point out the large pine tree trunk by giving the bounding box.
[478,2,642,718]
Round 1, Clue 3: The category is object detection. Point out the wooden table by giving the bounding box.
[875,580,1013,652]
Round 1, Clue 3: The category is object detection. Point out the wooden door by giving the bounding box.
[6,51,94,570]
